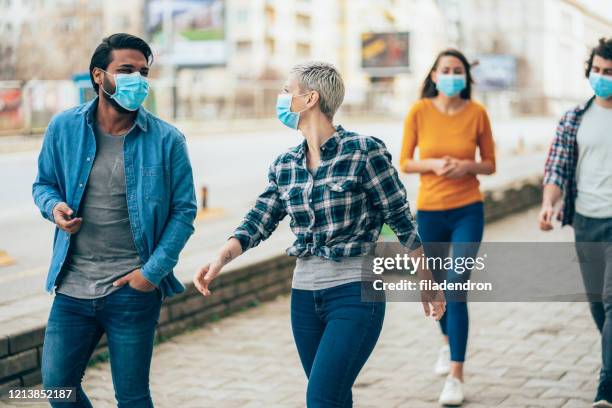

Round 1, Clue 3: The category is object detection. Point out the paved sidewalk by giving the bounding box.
[0,208,599,408]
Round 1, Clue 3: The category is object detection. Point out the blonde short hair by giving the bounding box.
[290,61,345,121]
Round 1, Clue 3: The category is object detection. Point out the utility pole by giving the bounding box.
[162,0,178,120]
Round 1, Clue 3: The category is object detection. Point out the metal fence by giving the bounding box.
[0,78,584,135]
[0,80,81,134]
[0,79,407,134]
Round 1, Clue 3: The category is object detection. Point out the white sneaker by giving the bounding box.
[434,345,450,375]
[438,375,464,406]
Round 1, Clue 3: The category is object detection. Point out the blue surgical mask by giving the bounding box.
[101,70,149,111]
[276,93,308,130]
[589,72,612,99]
[436,74,467,97]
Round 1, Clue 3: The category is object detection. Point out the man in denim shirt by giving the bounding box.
[32,33,196,407]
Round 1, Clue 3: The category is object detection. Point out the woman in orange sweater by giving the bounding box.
[400,49,495,406]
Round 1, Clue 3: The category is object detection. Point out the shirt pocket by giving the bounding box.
[326,176,360,196]
[142,165,168,202]
[323,177,365,228]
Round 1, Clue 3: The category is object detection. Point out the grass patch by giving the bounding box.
[380,224,396,238]
[179,29,223,41]
[87,351,110,367]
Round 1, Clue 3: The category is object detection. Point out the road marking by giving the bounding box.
[195,208,226,222]
[0,265,46,284]
[0,250,15,267]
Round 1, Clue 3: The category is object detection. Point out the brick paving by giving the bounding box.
[0,208,601,408]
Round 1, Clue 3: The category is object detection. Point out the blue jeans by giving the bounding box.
[416,201,484,362]
[573,212,612,387]
[291,282,385,408]
[41,285,162,408]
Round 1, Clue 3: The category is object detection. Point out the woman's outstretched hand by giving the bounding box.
[421,287,446,321]
[193,260,223,296]
[193,238,243,296]
[410,246,446,321]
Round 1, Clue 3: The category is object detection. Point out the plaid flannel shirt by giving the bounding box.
[543,97,595,226]
[232,125,422,260]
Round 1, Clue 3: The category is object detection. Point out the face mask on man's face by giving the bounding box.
[100,69,149,111]
[589,72,612,99]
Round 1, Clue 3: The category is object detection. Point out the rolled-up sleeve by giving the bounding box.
[141,135,197,286]
[543,113,571,191]
[362,139,422,251]
[231,162,287,252]
[32,119,64,223]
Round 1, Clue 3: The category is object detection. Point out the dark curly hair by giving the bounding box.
[89,33,153,93]
[585,37,612,78]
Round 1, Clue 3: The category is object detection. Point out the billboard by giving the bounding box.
[472,54,517,91]
[0,86,23,131]
[361,32,410,75]
[146,0,226,67]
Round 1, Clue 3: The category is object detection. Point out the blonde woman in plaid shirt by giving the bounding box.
[193,61,445,407]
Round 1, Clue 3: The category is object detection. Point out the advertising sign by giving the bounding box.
[472,54,517,91]
[147,0,226,67]
[361,32,410,75]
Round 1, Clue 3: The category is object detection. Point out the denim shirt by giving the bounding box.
[32,97,197,298]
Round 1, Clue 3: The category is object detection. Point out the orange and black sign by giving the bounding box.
[361,32,410,74]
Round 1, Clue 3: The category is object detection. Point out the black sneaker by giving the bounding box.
[594,379,612,408]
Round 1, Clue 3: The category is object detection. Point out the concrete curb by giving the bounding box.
[0,175,544,393]
[484,175,543,223]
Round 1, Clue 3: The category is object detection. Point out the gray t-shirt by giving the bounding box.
[292,254,374,290]
[56,123,142,299]
[575,102,612,218]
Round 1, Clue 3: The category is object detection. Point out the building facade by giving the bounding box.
[0,0,610,119]
[438,0,612,116]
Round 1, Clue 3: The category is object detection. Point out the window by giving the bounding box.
[58,16,76,33]
[265,37,275,55]
[265,4,275,25]
[296,13,311,29]
[236,40,252,53]
[296,42,310,57]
